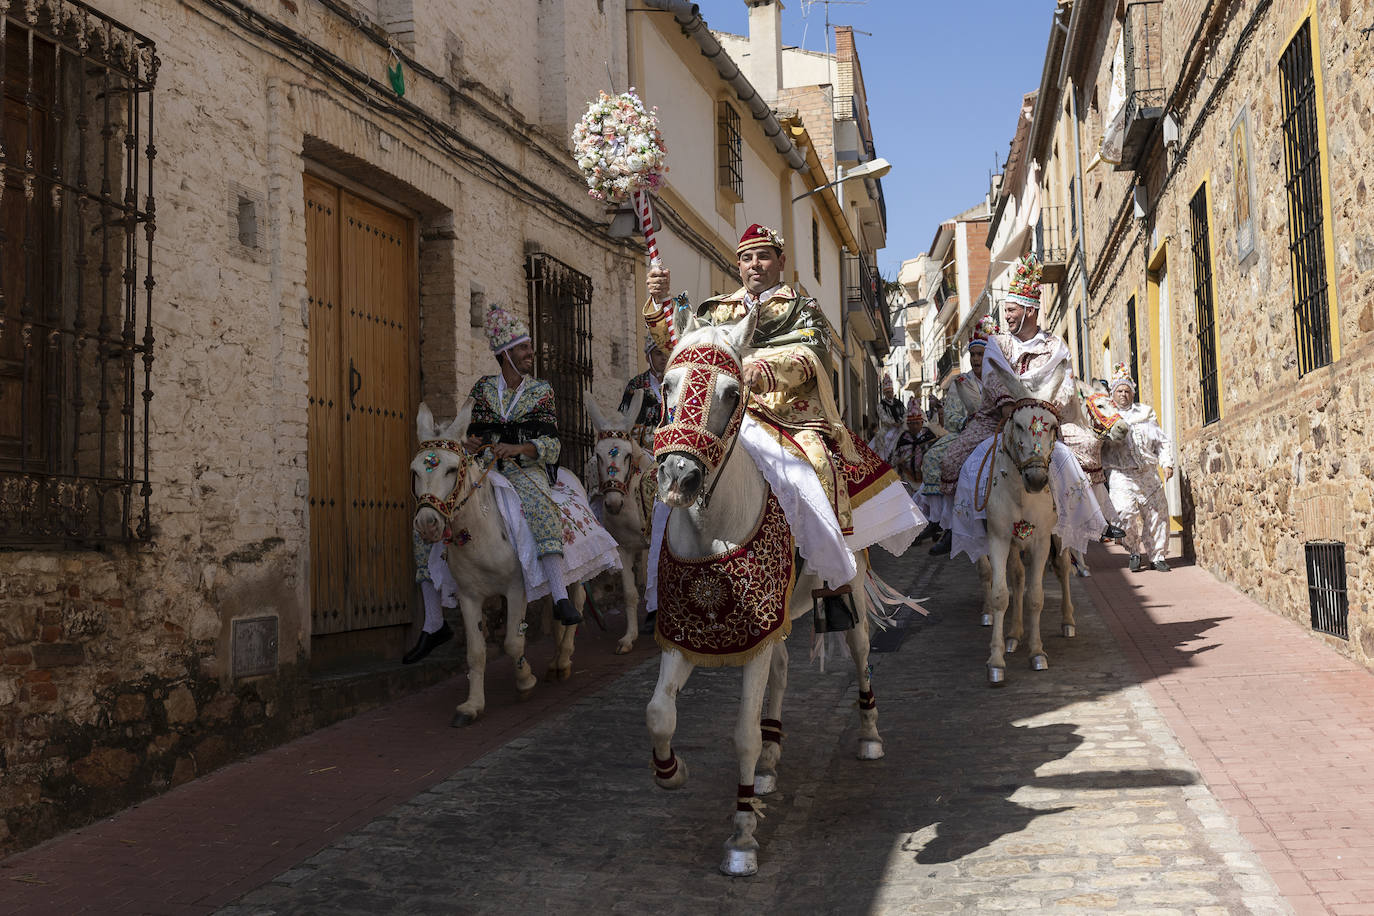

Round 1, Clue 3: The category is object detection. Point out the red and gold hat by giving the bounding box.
[1003,254,1042,309]
[736,223,785,256]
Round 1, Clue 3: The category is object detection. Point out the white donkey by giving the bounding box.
[584,389,652,654]
[411,401,582,727]
[647,309,884,877]
[977,362,1078,686]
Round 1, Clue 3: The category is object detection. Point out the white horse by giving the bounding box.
[584,389,652,655]
[977,362,1077,686]
[411,401,582,727]
[646,309,883,877]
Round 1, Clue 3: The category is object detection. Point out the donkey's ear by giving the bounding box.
[990,360,1032,403]
[727,305,760,355]
[1039,361,1069,404]
[671,297,699,342]
[622,388,645,427]
[585,391,609,432]
[417,402,436,441]
[442,398,474,440]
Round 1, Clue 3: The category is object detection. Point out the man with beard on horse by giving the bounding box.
[642,223,924,632]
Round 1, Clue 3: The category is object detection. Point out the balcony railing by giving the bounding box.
[1035,206,1069,283]
[935,346,955,384]
[1117,1,1165,171]
[845,252,885,346]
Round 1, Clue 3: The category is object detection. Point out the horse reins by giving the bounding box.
[594,428,641,498]
[698,389,750,510]
[416,439,496,524]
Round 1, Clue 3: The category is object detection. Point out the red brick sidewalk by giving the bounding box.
[1085,544,1374,916]
[0,620,656,915]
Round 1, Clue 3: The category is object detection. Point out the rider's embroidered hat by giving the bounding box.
[484,302,531,355]
[1003,254,1043,309]
[1109,361,1136,394]
[882,374,894,394]
[968,314,999,349]
[906,398,923,418]
[736,223,785,256]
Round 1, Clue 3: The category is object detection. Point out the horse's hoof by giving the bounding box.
[615,641,634,655]
[1062,624,1076,638]
[1004,636,1019,654]
[450,710,479,728]
[754,772,777,795]
[980,613,993,627]
[516,686,536,701]
[857,739,885,760]
[1030,654,1049,671]
[720,848,759,877]
[987,666,1006,687]
[653,758,688,790]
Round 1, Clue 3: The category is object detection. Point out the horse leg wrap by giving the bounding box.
[858,688,877,711]
[736,783,756,813]
[760,718,783,745]
[652,750,678,780]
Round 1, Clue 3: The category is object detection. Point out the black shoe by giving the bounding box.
[553,597,583,625]
[1128,554,1142,572]
[1103,524,1126,540]
[1152,560,1171,572]
[929,530,952,555]
[402,621,453,664]
[915,521,940,544]
[644,610,657,633]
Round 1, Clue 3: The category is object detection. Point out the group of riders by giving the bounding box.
[402,223,1175,664]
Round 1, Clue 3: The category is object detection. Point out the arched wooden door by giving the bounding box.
[304,173,419,638]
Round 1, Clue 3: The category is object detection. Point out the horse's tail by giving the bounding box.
[863,567,928,631]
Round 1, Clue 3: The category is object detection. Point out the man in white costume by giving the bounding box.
[1102,363,1175,572]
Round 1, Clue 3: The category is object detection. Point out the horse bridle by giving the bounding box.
[652,343,748,510]
[415,438,490,523]
[593,428,640,498]
[1001,398,1059,473]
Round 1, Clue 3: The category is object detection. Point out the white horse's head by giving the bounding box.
[411,399,475,543]
[1074,378,1130,445]
[990,362,1066,493]
[586,388,645,515]
[654,306,758,508]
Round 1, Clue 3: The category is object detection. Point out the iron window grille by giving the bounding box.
[1,0,157,547]
[1305,541,1348,640]
[1034,205,1068,265]
[1279,20,1333,376]
[1125,295,1140,392]
[717,101,742,199]
[1188,186,1220,426]
[1123,2,1166,123]
[525,253,593,478]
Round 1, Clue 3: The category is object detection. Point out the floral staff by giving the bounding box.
[572,89,676,343]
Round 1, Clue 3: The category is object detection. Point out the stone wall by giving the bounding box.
[0,0,638,854]
[1073,0,1374,666]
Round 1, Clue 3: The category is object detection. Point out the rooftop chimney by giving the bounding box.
[745,0,783,104]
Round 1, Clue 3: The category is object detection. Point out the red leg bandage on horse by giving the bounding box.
[760,718,783,745]
[652,750,678,780]
[736,783,756,812]
[858,688,877,711]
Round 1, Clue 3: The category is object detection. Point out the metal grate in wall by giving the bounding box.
[717,101,742,199]
[1188,186,1220,425]
[1304,541,1348,640]
[525,253,593,477]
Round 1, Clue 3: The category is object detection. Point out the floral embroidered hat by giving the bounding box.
[484,302,531,355]
[968,314,999,350]
[1004,254,1043,310]
[1110,361,1136,394]
[736,223,785,256]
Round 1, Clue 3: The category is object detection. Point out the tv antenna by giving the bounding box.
[799,0,868,56]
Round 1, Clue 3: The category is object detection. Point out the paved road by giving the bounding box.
[216,548,1289,915]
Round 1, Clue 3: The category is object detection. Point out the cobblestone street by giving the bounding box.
[213,546,1287,915]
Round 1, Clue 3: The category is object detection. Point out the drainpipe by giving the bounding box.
[1068,80,1091,376]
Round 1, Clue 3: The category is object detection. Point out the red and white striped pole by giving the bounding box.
[635,189,676,349]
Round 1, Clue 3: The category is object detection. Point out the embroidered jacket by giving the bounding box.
[618,369,663,430]
[466,375,561,472]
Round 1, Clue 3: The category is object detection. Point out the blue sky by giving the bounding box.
[703,1,1055,278]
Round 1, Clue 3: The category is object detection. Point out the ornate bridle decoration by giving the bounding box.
[593,428,638,497]
[1004,397,1059,473]
[1082,391,1123,440]
[414,438,484,523]
[653,344,745,474]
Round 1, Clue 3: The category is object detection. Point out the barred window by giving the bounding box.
[1279,20,1333,375]
[717,101,742,199]
[1305,541,1348,640]
[811,217,820,281]
[525,253,592,477]
[1,2,157,546]
[1125,295,1140,392]
[1188,185,1219,426]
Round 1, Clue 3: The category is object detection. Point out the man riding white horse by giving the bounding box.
[941,255,1106,564]
[642,223,923,631]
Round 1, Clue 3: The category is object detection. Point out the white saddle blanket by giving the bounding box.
[950,438,1105,564]
[430,467,620,603]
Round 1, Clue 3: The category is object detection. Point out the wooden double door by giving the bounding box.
[304,173,419,637]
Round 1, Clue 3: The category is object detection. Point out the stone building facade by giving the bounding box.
[0,0,643,853]
[1039,0,1374,665]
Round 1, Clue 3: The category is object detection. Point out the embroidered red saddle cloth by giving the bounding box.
[655,489,796,667]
